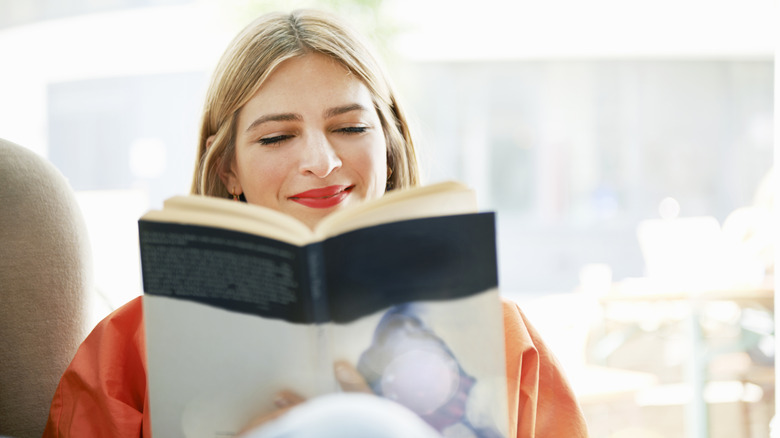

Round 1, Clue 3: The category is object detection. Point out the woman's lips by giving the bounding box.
[289,185,354,208]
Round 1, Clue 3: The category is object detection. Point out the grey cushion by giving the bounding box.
[0,138,91,438]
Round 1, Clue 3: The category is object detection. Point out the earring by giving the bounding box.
[231,187,240,201]
[386,165,394,190]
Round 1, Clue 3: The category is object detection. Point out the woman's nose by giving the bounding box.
[298,133,342,178]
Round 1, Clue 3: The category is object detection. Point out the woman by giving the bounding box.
[44,9,588,438]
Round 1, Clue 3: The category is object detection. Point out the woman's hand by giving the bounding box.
[237,360,373,436]
[333,360,373,394]
[237,390,306,436]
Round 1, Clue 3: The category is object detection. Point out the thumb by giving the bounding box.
[334,360,373,394]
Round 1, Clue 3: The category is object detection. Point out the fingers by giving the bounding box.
[334,360,373,394]
[236,390,305,436]
[274,389,305,409]
[239,362,372,438]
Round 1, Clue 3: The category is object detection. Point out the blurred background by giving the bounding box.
[0,0,774,436]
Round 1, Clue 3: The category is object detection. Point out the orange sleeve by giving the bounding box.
[43,296,151,438]
[502,298,589,438]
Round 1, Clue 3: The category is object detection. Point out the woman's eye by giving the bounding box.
[258,135,292,145]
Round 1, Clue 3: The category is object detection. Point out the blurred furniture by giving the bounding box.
[517,291,659,403]
[599,279,774,438]
[0,138,92,437]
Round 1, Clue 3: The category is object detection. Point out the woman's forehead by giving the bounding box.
[240,54,374,118]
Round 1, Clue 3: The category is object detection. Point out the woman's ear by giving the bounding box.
[209,135,241,195]
[218,158,241,196]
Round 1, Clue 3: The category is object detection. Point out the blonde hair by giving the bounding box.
[191,9,420,198]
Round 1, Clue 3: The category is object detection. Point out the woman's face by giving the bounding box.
[223,52,388,229]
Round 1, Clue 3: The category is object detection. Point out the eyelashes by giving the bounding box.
[258,135,293,146]
[257,126,369,146]
[337,126,368,134]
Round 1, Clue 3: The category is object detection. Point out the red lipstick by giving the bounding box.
[289,185,353,208]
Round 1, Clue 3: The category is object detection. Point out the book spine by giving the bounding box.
[300,242,330,325]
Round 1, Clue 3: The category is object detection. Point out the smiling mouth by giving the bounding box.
[289,185,354,208]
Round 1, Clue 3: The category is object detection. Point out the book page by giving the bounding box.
[315,181,478,239]
[145,296,337,438]
[143,195,314,246]
[141,181,475,245]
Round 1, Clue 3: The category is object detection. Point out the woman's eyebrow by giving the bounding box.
[244,113,302,133]
[244,104,367,133]
[324,103,368,119]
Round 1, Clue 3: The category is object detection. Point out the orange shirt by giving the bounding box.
[44,297,588,437]
[44,296,151,438]
[503,299,589,437]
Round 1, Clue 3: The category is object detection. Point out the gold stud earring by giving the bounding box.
[231,187,239,201]
[386,165,394,190]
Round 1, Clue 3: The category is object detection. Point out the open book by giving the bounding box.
[139,181,509,438]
